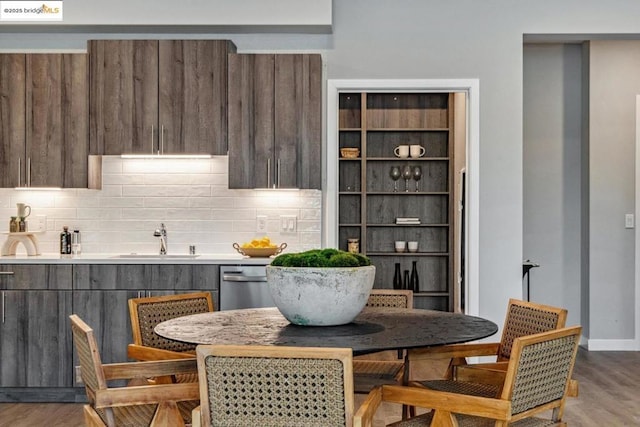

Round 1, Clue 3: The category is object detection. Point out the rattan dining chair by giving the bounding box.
[354,325,582,427]
[128,292,214,362]
[192,344,355,427]
[70,314,200,427]
[353,289,414,393]
[128,292,214,384]
[407,298,568,399]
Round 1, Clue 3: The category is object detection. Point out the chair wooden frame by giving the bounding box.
[354,326,582,427]
[407,298,567,381]
[128,292,214,362]
[353,289,414,393]
[193,345,355,427]
[70,314,200,427]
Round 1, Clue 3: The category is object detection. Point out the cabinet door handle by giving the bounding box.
[0,272,14,275]
[160,125,165,155]
[151,125,155,155]
[27,157,31,187]
[277,158,281,188]
[17,157,21,188]
[1,291,5,324]
[267,158,272,188]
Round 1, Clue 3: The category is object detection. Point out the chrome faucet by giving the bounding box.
[153,223,168,255]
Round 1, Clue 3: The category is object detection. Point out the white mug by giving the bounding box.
[394,145,409,158]
[408,241,419,252]
[17,203,31,219]
[410,145,426,158]
[394,241,406,252]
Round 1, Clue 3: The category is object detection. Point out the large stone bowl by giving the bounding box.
[266,265,376,326]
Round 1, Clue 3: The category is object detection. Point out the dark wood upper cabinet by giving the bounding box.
[0,55,25,188]
[0,53,89,188]
[228,53,322,189]
[89,40,158,156]
[89,39,236,156]
[26,54,89,188]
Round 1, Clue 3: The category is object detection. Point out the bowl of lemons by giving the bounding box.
[233,237,287,258]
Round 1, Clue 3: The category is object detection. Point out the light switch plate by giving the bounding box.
[625,214,634,229]
[280,215,297,233]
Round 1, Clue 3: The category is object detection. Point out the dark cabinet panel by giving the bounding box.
[72,289,136,366]
[0,54,25,188]
[0,264,72,290]
[228,53,321,189]
[0,53,89,188]
[0,290,73,387]
[159,40,235,155]
[90,39,235,156]
[26,54,88,188]
[73,264,219,291]
[89,40,159,155]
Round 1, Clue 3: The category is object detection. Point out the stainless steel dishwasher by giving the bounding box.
[219,265,275,310]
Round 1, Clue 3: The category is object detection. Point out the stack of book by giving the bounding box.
[395,217,421,225]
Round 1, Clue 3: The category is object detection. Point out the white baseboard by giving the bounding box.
[586,338,638,351]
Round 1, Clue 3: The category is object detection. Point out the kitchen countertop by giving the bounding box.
[0,253,274,265]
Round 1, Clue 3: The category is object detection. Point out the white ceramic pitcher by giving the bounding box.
[17,203,31,218]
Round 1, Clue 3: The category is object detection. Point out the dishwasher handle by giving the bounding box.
[222,274,267,282]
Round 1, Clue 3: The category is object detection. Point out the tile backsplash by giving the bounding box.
[0,156,322,255]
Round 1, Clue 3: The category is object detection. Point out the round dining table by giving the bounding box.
[155,307,498,355]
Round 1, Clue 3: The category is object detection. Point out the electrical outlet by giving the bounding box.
[256,215,268,233]
[280,215,297,233]
[33,215,47,232]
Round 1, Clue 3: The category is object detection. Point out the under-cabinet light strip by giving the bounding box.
[120,154,213,159]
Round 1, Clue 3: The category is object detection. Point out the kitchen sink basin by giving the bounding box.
[110,254,201,259]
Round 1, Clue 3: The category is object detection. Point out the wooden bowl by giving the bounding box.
[233,242,287,258]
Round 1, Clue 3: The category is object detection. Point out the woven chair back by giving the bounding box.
[505,326,581,416]
[132,293,212,352]
[497,299,567,361]
[197,345,354,427]
[366,289,414,309]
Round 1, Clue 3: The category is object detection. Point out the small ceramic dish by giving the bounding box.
[340,148,360,158]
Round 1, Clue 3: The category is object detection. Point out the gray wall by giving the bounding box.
[588,41,640,339]
[3,0,640,340]
[523,44,583,329]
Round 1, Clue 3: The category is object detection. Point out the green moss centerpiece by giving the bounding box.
[267,249,376,326]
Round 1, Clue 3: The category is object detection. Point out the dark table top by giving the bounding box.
[155,307,498,356]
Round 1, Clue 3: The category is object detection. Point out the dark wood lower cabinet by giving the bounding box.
[0,290,73,387]
[0,263,220,402]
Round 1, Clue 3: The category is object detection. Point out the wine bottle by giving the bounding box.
[403,270,410,290]
[393,263,402,290]
[410,260,419,293]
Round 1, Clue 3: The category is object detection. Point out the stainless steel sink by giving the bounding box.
[110,254,200,259]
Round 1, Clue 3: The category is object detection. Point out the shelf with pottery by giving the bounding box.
[337,91,455,311]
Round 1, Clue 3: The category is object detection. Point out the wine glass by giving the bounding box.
[413,166,422,192]
[402,165,412,192]
[389,166,401,192]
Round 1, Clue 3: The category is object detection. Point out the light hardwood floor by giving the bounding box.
[0,349,638,426]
